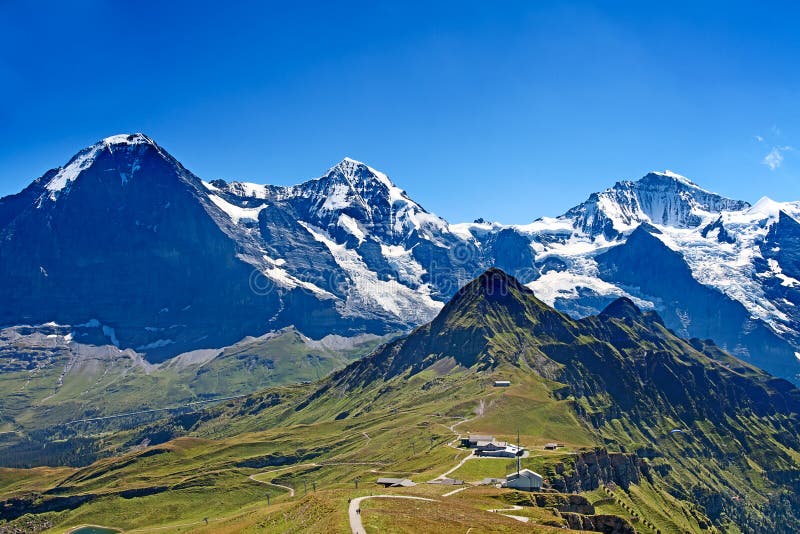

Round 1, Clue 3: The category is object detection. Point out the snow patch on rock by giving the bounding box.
[209,194,267,223]
[299,221,442,322]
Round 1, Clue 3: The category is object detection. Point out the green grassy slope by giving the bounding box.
[0,328,388,471]
[1,269,799,533]
[0,327,387,432]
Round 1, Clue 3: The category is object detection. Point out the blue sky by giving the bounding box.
[1,0,798,223]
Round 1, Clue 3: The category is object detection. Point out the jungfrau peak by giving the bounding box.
[563,170,751,239]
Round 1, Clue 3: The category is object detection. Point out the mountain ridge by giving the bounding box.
[185,268,800,531]
[2,268,799,532]
[2,133,800,385]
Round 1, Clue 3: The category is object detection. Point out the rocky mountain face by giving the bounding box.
[0,135,283,361]
[0,136,449,362]
[593,226,800,379]
[564,171,749,238]
[533,448,647,494]
[504,491,637,533]
[2,134,800,384]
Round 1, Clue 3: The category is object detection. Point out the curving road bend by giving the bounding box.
[248,463,320,497]
[348,495,437,534]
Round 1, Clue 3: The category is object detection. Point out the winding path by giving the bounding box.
[488,504,529,523]
[430,413,529,483]
[248,463,319,497]
[429,415,477,481]
[441,486,468,497]
[432,450,475,481]
[348,495,437,534]
[248,458,387,499]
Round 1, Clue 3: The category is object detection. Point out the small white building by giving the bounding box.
[493,380,511,387]
[479,444,524,458]
[504,469,543,491]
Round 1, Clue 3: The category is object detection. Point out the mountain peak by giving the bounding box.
[457,267,527,298]
[299,157,424,220]
[640,170,705,190]
[439,267,554,325]
[565,170,750,238]
[331,268,573,383]
[40,133,173,201]
[102,133,155,147]
[747,196,784,219]
[327,157,398,191]
[339,156,365,166]
[599,297,643,320]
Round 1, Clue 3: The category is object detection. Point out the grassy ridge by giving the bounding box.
[0,328,387,433]
[1,270,799,532]
[0,329,388,470]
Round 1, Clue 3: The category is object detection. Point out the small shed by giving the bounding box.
[544,442,559,450]
[376,477,416,488]
[505,469,543,491]
[493,380,511,387]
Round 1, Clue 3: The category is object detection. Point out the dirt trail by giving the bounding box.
[349,495,437,534]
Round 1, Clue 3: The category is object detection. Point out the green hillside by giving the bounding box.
[1,269,798,533]
[0,328,387,467]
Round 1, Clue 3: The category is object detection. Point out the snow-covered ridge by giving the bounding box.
[206,157,452,242]
[649,169,709,192]
[227,160,775,335]
[42,133,157,199]
[13,132,800,380]
[223,181,269,199]
[661,197,800,329]
[742,196,798,221]
[44,145,100,195]
[559,170,751,237]
[446,172,800,366]
[102,133,154,146]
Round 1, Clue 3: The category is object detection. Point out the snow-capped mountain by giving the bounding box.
[201,156,484,324]
[563,171,750,238]
[456,171,800,383]
[0,135,484,361]
[1,134,799,383]
[0,134,285,361]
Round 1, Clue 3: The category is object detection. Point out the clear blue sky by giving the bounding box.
[1,0,798,223]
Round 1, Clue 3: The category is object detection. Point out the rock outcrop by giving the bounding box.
[560,512,637,534]
[503,491,595,514]
[549,448,645,492]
